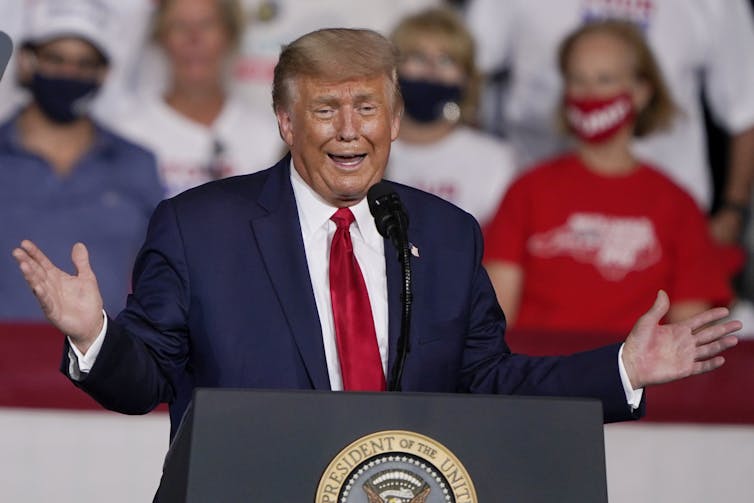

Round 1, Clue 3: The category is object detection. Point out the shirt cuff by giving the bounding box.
[67,311,108,381]
[618,343,644,410]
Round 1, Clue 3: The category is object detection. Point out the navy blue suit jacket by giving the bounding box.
[65,156,640,436]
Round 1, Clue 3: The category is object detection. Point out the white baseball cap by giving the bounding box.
[21,0,113,63]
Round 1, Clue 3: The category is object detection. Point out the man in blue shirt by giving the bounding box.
[0,0,163,319]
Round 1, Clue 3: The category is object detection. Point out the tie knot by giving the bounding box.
[331,207,355,229]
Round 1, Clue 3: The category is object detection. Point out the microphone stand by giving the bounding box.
[388,212,412,392]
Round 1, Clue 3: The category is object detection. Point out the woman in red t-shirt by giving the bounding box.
[483,20,731,334]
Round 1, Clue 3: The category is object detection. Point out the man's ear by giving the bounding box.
[16,47,34,85]
[275,106,294,146]
[390,103,402,142]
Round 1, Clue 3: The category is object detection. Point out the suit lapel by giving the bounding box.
[250,158,331,389]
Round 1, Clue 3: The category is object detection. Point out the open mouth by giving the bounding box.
[328,153,367,167]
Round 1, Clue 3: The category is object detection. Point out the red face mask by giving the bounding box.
[564,92,635,143]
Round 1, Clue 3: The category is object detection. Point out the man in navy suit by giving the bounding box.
[14,28,740,438]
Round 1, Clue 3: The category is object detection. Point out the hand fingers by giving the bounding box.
[684,306,731,332]
[12,246,30,268]
[641,290,670,325]
[695,334,739,362]
[19,239,58,273]
[692,356,726,376]
[13,248,58,315]
[694,319,742,346]
[71,242,93,277]
[13,246,49,289]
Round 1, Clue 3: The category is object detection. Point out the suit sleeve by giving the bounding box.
[463,219,643,423]
[60,199,191,414]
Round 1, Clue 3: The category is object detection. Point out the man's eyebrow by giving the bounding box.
[353,91,380,102]
[311,94,339,106]
[308,90,382,108]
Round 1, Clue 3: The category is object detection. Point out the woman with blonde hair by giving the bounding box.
[385,7,515,227]
[116,0,282,197]
[484,20,731,334]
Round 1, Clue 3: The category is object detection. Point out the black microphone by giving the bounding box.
[367,181,412,392]
[367,181,409,252]
[0,31,13,81]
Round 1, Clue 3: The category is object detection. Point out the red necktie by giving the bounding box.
[329,207,386,391]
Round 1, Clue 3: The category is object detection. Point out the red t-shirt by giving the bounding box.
[484,154,732,333]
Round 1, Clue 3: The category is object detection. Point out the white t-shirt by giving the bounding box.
[466,0,754,210]
[114,95,284,197]
[385,126,516,227]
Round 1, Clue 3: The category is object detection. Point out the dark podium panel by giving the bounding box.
[158,389,607,502]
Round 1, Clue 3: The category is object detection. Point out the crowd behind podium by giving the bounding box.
[2,0,754,342]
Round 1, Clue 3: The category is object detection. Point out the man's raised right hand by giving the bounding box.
[12,240,104,353]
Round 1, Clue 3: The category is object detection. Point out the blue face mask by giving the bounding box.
[29,73,100,123]
[399,76,463,124]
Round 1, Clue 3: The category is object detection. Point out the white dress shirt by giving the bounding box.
[290,163,389,390]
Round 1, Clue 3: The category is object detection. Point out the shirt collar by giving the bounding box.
[289,159,384,251]
[0,108,118,158]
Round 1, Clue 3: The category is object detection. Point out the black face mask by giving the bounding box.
[398,76,463,124]
[29,72,100,123]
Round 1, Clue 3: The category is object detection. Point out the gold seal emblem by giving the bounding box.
[315,430,477,503]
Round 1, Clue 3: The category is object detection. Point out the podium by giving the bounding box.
[157,389,607,502]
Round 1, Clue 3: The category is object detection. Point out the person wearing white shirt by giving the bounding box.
[385,8,515,227]
[113,0,284,197]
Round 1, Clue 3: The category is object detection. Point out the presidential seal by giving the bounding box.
[315,430,477,503]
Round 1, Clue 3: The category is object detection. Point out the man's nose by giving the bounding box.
[336,111,359,141]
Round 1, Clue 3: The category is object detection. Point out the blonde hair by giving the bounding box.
[152,0,245,50]
[557,19,676,137]
[272,28,401,114]
[391,7,480,124]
